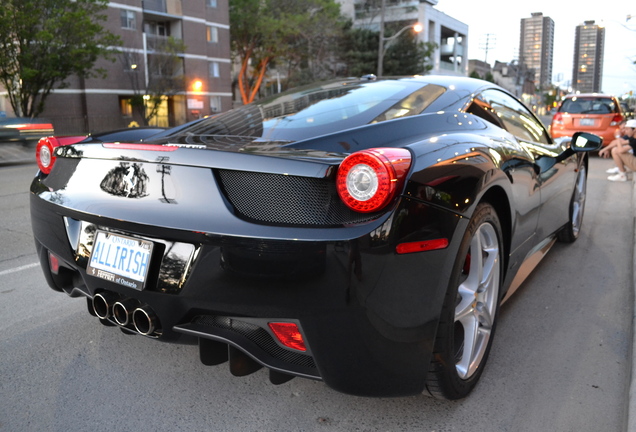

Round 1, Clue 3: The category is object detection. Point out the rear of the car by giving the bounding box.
[27,77,489,397]
[29,129,459,397]
[550,94,623,145]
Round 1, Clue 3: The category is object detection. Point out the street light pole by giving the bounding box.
[376,0,423,77]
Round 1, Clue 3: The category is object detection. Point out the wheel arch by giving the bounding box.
[478,185,512,288]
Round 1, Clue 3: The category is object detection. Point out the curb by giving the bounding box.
[628,175,636,432]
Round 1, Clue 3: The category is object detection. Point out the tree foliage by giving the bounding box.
[382,28,436,76]
[230,0,342,104]
[339,24,436,78]
[0,0,119,118]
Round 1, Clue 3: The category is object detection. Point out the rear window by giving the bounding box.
[559,97,618,114]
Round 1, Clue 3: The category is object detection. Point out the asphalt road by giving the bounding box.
[0,158,633,432]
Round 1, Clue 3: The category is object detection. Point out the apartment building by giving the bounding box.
[519,12,555,91]
[572,20,605,93]
[15,0,232,135]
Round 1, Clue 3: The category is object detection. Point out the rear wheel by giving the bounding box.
[425,203,503,400]
[557,164,587,243]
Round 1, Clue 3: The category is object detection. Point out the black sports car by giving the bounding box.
[30,76,601,400]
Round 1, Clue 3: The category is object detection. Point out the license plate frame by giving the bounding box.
[87,231,154,291]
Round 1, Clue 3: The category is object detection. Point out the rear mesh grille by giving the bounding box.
[194,315,317,369]
[216,169,379,226]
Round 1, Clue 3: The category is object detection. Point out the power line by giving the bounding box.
[479,33,496,63]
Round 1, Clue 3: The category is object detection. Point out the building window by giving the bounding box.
[210,96,222,113]
[120,97,133,117]
[207,0,218,7]
[120,10,136,30]
[209,62,220,78]
[207,26,219,43]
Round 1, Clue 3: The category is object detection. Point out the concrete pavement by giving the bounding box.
[3,136,636,431]
[0,142,36,166]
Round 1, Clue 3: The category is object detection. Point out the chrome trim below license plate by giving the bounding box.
[86,231,154,290]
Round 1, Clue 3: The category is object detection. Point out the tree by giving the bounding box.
[278,3,345,89]
[230,0,342,104]
[0,0,119,118]
[338,23,436,77]
[382,28,436,76]
[338,26,379,78]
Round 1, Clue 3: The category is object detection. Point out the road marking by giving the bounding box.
[0,262,39,276]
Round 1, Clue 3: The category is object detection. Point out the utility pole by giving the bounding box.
[479,33,496,64]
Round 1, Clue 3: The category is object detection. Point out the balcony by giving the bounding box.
[145,34,184,52]
[440,43,465,57]
[143,0,182,16]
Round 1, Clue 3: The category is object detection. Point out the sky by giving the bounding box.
[434,0,636,97]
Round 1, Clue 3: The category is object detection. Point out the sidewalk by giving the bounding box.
[0,142,36,165]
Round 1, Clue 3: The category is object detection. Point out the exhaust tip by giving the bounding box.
[112,299,138,326]
[133,305,160,336]
[92,292,118,320]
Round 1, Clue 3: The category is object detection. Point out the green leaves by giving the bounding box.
[0,0,120,117]
[230,0,344,103]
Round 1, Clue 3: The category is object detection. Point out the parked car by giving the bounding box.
[620,102,634,120]
[550,94,623,145]
[30,76,601,400]
[0,117,54,145]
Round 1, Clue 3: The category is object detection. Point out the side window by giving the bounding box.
[479,90,551,144]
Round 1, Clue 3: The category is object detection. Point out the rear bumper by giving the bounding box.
[30,187,462,397]
[551,125,618,146]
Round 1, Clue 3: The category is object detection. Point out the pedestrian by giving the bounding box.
[599,119,636,182]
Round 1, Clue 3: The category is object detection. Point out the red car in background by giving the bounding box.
[0,117,54,146]
[550,94,624,146]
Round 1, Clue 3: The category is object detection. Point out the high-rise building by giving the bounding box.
[519,12,555,91]
[572,20,605,93]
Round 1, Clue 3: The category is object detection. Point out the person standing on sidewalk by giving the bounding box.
[599,119,636,182]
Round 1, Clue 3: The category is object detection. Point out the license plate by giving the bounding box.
[580,118,595,126]
[87,231,153,290]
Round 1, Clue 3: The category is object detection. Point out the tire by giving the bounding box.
[557,164,587,243]
[425,203,503,400]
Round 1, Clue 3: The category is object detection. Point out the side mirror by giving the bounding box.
[570,132,603,152]
[551,132,603,166]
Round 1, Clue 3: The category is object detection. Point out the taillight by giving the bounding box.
[610,113,623,126]
[36,137,59,174]
[268,322,306,351]
[336,148,412,213]
[552,112,563,126]
[36,136,85,174]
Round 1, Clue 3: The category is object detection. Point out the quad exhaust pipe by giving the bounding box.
[90,291,160,336]
[113,298,138,326]
[133,305,159,336]
[93,292,118,320]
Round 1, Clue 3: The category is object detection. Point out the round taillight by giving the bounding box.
[36,137,57,174]
[336,148,411,213]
